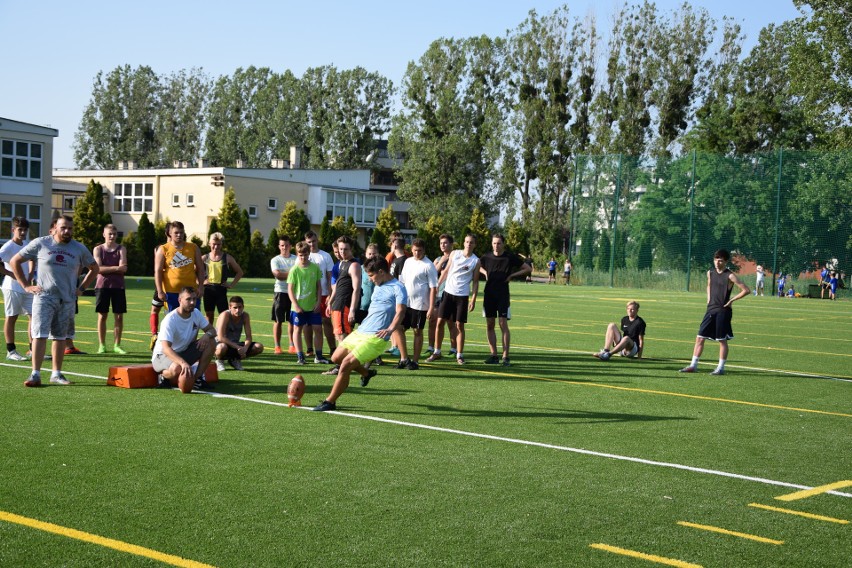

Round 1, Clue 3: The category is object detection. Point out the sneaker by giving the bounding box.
[595,350,611,361]
[305,349,315,358]
[449,348,457,356]
[113,345,127,355]
[313,400,336,412]
[406,360,420,371]
[97,344,107,354]
[360,369,378,387]
[321,366,340,376]
[194,376,212,390]
[6,350,27,361]
[386,346,400,356]
[396,359,409,369]
[24,373,42,387]
[296,357,307,365]
[64,347,85,355]
[149,335,158,351]
[501,357,510,367]
[425,353,442,363]
[229,359,244,371]
[373,356,384,366]
[49,374,72,385]
[216,360,227,372]
[456,356,466,365]
[679,366,697,373]
[314,356,331,364]
[274,346,284,355]
[710,368,725,376]
[426,347,434,354]
[156,374,172,388]
[288,346,297,354]
[484,355,500,364]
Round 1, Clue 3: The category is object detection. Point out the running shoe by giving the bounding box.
[288,346,297,354]
[113,345,127,355]
[710,368,725,376]
[229,359,244,371]
[6,350,28,361]
[396,359,409,369]
[216,360,227,372]
[405,360,420,371]
[483,355,500,364]
[313,400,336,412]
[97,344,107,354]
[321,366,340,376]
[501,357,510,367]
[49,374,72,385]
[149,335,158,351]
[386,346,400,356]
[64,347,85,355]
[456,356,466,365]
[24,373,42,387]
[314,356,331,364]
[425,353,442,363]
[274,346,284,355]
[679,366,697,373]
[360,369,378,387]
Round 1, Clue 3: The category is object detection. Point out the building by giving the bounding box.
[0,117,58,243]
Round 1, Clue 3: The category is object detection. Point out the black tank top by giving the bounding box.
[331,259,355,311]
[708,269,733,313]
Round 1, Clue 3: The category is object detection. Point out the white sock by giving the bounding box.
[716,359,726,371]
[433,349,441,355]
[51,370,61,378]
[690,356,700,368]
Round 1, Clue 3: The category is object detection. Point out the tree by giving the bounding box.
[208,218,219,240]
[319,216,334,248]
[504,219,529,256]
[375,205,399,242]
[265,227,279,260]
[247,230,268,277]
[417,215,447,259]
[136,212,156,276]
[277,201,311,243]
[158,68,211,165]
[464,208,491,256]
[73,180,112,252]
[216,188,250,266]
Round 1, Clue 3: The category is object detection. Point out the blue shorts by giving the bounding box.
[291,310,322,327]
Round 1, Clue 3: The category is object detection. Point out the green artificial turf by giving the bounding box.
[0,278,849,567]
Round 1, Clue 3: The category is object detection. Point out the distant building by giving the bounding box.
[0,117,58,242]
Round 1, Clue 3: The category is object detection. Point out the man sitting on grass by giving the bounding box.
[313,257,407,412]
[593,300,646,361]
[214,296,263,371]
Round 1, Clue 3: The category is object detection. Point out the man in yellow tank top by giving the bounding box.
[154,221,204,312]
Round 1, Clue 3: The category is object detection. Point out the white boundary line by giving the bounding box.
[3,363,851,499]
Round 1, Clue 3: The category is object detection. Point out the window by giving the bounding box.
[325,190,385,225]
[267,198,278,210]
[63,196,79,211]
[172,194,180,206]
[113,183,153,213]
[1,139,43,180]
[186,194,195,207]
[0,201,41,243]
[248,205,258,218]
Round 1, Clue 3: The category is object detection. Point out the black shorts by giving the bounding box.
[697,310,734,341]
[203,284,229,314]
[403,307,428,330]
[95,288,127,314]
[271,292,292,323]
[482,291,510,319]
[355,308,368,324]
[222,341,260,360]
[437,293,468,324]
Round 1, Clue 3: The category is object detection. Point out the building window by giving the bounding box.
[186,193,195,207]
[248,205,258,218]
[0,201,41,243]
[113,182,154,213]
[171,194,180,206]
[267,198,278,210]
[63,196,79,211]
[325,190,385,225]
[1,139,43,180]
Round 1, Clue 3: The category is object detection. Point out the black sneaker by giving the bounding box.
[360,369,378,387]
[156,374,172,388]
[373,356,384,366]
[313,400,336,412]
[194,376,213,390]
[501,357,510,367]
[406,360,420,371]
[296,357,307,365]
[396,359,409,369]
[484,355,500,364]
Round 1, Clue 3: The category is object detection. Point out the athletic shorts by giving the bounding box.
[437,293,469,324]
[549,270,556,276]
[291,310,322,327]
[203,284,228,314]
[318,296,329,319]
[152,342,203,373]
[697,310,734,341]
[271,292,292,323]
[338,330,387,365]
[619,341,639,358]
[482,291,511,319]
[31,295,75,340]
[221,341,260,361]
[3,288,32,317]
[403,307,428,330]
[95,288,127,314]
[151,290,164,308]
[332,307,353,336]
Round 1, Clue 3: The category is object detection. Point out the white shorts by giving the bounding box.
[31,295,76,340]
[619,341,639,358]
[3,288,33,317]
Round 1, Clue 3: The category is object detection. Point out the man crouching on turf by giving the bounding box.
[313,257,407,412]
[152,287,217,393]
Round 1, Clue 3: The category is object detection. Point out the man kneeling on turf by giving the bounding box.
[214,296,263,371]
[152,287,217,393]
[593,301,646,361]
[313,257,407,412]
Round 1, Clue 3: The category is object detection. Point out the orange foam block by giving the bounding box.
[108,363,219,388]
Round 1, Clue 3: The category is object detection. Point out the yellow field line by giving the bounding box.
[0,510,216,568]
[774,480,852,502]
[747,503,849,524]
[589,543,702,567]
[677,521,783,544]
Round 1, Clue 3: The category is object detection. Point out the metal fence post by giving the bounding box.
[610,154,622,288]
[569,155,579,260]
[771,148,783,291]
[686,150,697,291]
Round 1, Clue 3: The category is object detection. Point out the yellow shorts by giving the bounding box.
[339,330,387,364]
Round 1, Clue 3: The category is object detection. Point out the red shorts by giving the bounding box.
[332,307,353,336]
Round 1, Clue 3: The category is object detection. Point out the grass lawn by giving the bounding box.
[1,277,849,567]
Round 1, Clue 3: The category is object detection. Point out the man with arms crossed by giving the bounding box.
[11,215,99,386]
[93,224,128,354]
[304,230,334,362]
[270,235,297,354]
[397,238,438,370]
[154,221,204,312]
[313,257,407,412]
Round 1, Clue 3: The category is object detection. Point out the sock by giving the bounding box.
[6,343,15,353]
[457,352,463,359]
[31,370,40,378]
[149,313,159,335]
[297,351,305,359]
[316,350,324,359]
[50,370,61,378]
[433,349,441,355]
[716,359,726,371]
[690,356,700,368]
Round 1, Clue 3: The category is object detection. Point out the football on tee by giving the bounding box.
[288,375,305,407]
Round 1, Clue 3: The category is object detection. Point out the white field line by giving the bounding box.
[4,362,850,500]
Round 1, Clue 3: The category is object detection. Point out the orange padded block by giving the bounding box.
[108,363,219,388]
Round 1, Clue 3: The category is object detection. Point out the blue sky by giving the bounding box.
[1,0,804,168]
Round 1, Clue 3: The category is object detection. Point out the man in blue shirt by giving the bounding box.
[313,257,407,411]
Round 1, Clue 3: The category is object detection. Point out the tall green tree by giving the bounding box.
[277,201,311,243]
[464,208,491,256]
[216,188,250,265]
[136,212,156,276]
[72,180,111,252]
[158,68,211,165]
[375,205,400,241]
[246,230,268,277]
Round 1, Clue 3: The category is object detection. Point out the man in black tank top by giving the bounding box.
[680,249,750,375]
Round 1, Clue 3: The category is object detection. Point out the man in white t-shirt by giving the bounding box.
[0,216,33,361]
[304,231,335,363]
[152,287,218,393]
[396,238,438,370]
[270,235,297,354]
[426,234,480,365]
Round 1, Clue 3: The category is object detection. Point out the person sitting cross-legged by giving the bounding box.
[214,295,263,372]
[593,301,646,361]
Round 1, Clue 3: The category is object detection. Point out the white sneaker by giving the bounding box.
[6,350,28,361]
[215,360,226,372]
[49,374,72,385]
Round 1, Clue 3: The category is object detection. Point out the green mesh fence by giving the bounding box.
[566,150,851,296]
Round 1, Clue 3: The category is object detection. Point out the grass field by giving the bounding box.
[1,277,849,567]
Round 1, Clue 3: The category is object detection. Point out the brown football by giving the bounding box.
[287,375,305,407]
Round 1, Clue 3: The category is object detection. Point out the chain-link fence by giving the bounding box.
[563,150,851,297]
